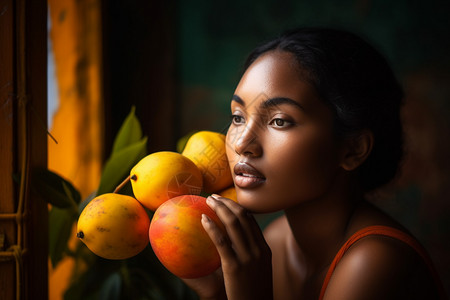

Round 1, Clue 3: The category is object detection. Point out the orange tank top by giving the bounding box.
[318,225,446,300]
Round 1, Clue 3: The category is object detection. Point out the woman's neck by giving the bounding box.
[283,174,363,276]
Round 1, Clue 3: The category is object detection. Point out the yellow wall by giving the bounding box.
[47,0,103,298]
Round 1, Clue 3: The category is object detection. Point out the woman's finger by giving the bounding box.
[206,196,251,259]
[201,210,236,262]
[206,195,267,263]
[212,194,268,247]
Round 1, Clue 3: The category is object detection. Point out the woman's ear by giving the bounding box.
[340,130,374,171]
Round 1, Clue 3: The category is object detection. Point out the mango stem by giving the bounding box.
[114,175,131,194]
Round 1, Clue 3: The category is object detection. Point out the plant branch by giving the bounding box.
[114,175,131,194]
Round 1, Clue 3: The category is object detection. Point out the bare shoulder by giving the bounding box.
[323,233,442,300]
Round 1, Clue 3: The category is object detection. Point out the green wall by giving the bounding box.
[176,0,450,294]
[177,0,450,132]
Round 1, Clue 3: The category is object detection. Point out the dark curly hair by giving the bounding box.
[243,27,404,192]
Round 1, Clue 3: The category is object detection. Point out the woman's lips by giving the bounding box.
[233,162,266,189]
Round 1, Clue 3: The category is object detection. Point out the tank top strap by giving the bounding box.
[318,225,445,300]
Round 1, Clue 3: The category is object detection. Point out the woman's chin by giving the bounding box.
[235,191,281,214]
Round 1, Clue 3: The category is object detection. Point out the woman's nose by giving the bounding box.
[231,121,262,157]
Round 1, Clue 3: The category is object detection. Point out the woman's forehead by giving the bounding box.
[233,51,319,111]
[240,51,298,83]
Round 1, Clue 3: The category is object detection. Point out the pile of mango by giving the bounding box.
[76,131,235,278]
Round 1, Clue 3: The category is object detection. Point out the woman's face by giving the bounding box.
[226,50,345,213]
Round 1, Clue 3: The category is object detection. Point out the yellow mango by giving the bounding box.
[182,131,232,193]
[130,151,203,211]
[77,193,150,260]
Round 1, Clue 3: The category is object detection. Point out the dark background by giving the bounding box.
[102,0,450,294]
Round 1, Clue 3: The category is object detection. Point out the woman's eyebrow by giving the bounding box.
[260,97,305,111]
[232,95,304,111]
[232,95,245,106]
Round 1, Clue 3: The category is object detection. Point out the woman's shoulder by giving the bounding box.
[323,226,442,300]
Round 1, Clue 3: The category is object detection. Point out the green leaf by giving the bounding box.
[124,247,191,300]
[99,272,122,300]
[78,191,97,216]
[31,168,81,208]
[49,206,77,268]
[96,137,148,196]
[176,130,197,153]
[64,257,122,300]
[111,106,142,155]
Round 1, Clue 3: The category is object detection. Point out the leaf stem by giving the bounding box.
[114,175,131,194]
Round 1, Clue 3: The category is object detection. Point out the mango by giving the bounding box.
[149,195,224,278]
[217,185,237,202]
[77,193,150,260]
[130,151,203,211]
[181,131,232,193]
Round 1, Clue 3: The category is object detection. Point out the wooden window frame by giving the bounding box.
[0,0,48,299]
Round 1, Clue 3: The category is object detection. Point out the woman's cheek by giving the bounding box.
[225,129,239,165]
[268,141,330,199]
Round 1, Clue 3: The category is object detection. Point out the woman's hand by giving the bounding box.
[198,194,273,300]
[182,268,227,300]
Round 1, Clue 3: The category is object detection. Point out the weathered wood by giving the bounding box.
[0,0,48,299]
[0,0,17,297]
[23,0,48,299]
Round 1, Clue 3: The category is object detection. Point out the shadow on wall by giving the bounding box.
[372,67,450,294]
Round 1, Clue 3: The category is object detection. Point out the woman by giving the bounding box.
[183,28,446,300]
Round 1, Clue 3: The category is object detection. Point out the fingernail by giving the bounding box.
[202,214,210,223]
[206,196,215,205]
[211,194,220,199]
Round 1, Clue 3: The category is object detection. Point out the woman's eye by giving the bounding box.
[270,118,291,128]
[231,114,245,125]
